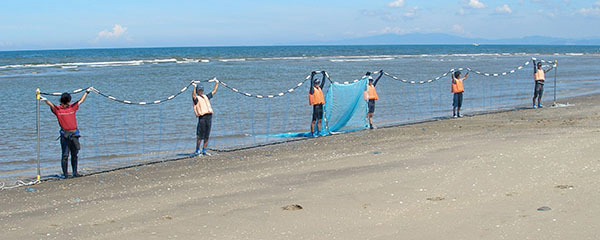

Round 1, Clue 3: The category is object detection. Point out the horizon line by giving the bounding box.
[2,43,599,53]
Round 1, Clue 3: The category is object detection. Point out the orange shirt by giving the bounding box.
[364,85,379,100]
[451,78,464,93]
[309,86,325,105]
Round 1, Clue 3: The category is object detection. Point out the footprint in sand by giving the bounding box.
[426,197,445,201]
[282,204,303,211]
[537,206,551,211]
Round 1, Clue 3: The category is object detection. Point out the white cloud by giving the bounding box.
[96,24,128,40]
[457,8,466,15]
[452,24,465,34]
[379,26,420,35]
[595,0,600,6]
[0,41,13,47]
[403,6,419,18]
[388,0,405,8]
[496,4,512,14]
[381,26,404,34]
[468,0,486,9]
[578,7,600,16]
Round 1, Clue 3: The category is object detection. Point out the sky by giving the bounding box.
[1,0,599,50]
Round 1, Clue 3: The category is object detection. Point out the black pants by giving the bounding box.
[368,100,376,113]
[534,81,544,98]
[196,114,213,140]
[453,92,463,108]
[312,104,324,121]
[60,133,80,176]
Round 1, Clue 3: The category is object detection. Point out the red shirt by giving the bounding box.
[51,102,79,131]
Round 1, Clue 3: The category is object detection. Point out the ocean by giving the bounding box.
[1,45,599,183]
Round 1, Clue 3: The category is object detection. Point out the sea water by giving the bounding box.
[1,45,599,181]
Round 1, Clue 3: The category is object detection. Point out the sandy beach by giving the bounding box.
[2,94,600,240]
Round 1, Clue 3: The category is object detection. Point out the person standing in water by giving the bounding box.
[192,80,219,156]
[451,70,469,118]
[364,70,383,129]
[308,71,326,137]
[41,88,92,178]
[532,60,550,108]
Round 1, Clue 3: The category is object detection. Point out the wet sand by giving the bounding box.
[2,95,600,239]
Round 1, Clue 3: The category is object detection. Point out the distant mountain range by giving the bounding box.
[310,33,600,45]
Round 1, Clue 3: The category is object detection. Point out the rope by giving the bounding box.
[0,180,41,190]
[381,58,557,84]
[39,73,320,104]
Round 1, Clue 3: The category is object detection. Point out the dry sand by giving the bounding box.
[2,95,600,240]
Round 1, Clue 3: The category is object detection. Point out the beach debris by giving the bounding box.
[426,197,445,201]
[282,204,303,211]
[362,203,370,209]
[554,185,574,189]
[25,187,36,192]
[265,153,272,157]
[161,215,173,220]
[124,173,129,176]
[98,180,105,183]
[537,206,552,211]
[75,198,82,203]
[373,151,382,155]
[551,103,571,108]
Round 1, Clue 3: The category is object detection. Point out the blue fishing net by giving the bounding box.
[270,77,368,138]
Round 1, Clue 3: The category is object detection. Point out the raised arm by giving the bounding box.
[320,72,326,89]
[533,60,538,74]
[211,80,219,95]
[77,90,90,105]
[192,83,198,102]
[309,71,316,94]
[373,70,383,86]
[41,97,55,109]
[463,72,469,81]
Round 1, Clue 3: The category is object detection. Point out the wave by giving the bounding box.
[330,57,395,62]
[0,58,208,69]
[260,56,308,61]
[218,58,246,62]
[0,52,594,70]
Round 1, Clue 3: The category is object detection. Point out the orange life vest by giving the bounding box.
[364,85,379,100]
[534,69,545,81]
[451,78,464,93]
[193,95,213,117]
[309,87,325,105]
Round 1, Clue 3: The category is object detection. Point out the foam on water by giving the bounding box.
[0,45,599,181]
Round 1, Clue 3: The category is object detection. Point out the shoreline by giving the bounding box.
[0,94,574,186]
[1,93,600,239]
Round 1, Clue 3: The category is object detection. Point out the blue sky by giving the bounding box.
[1,0,599,50]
